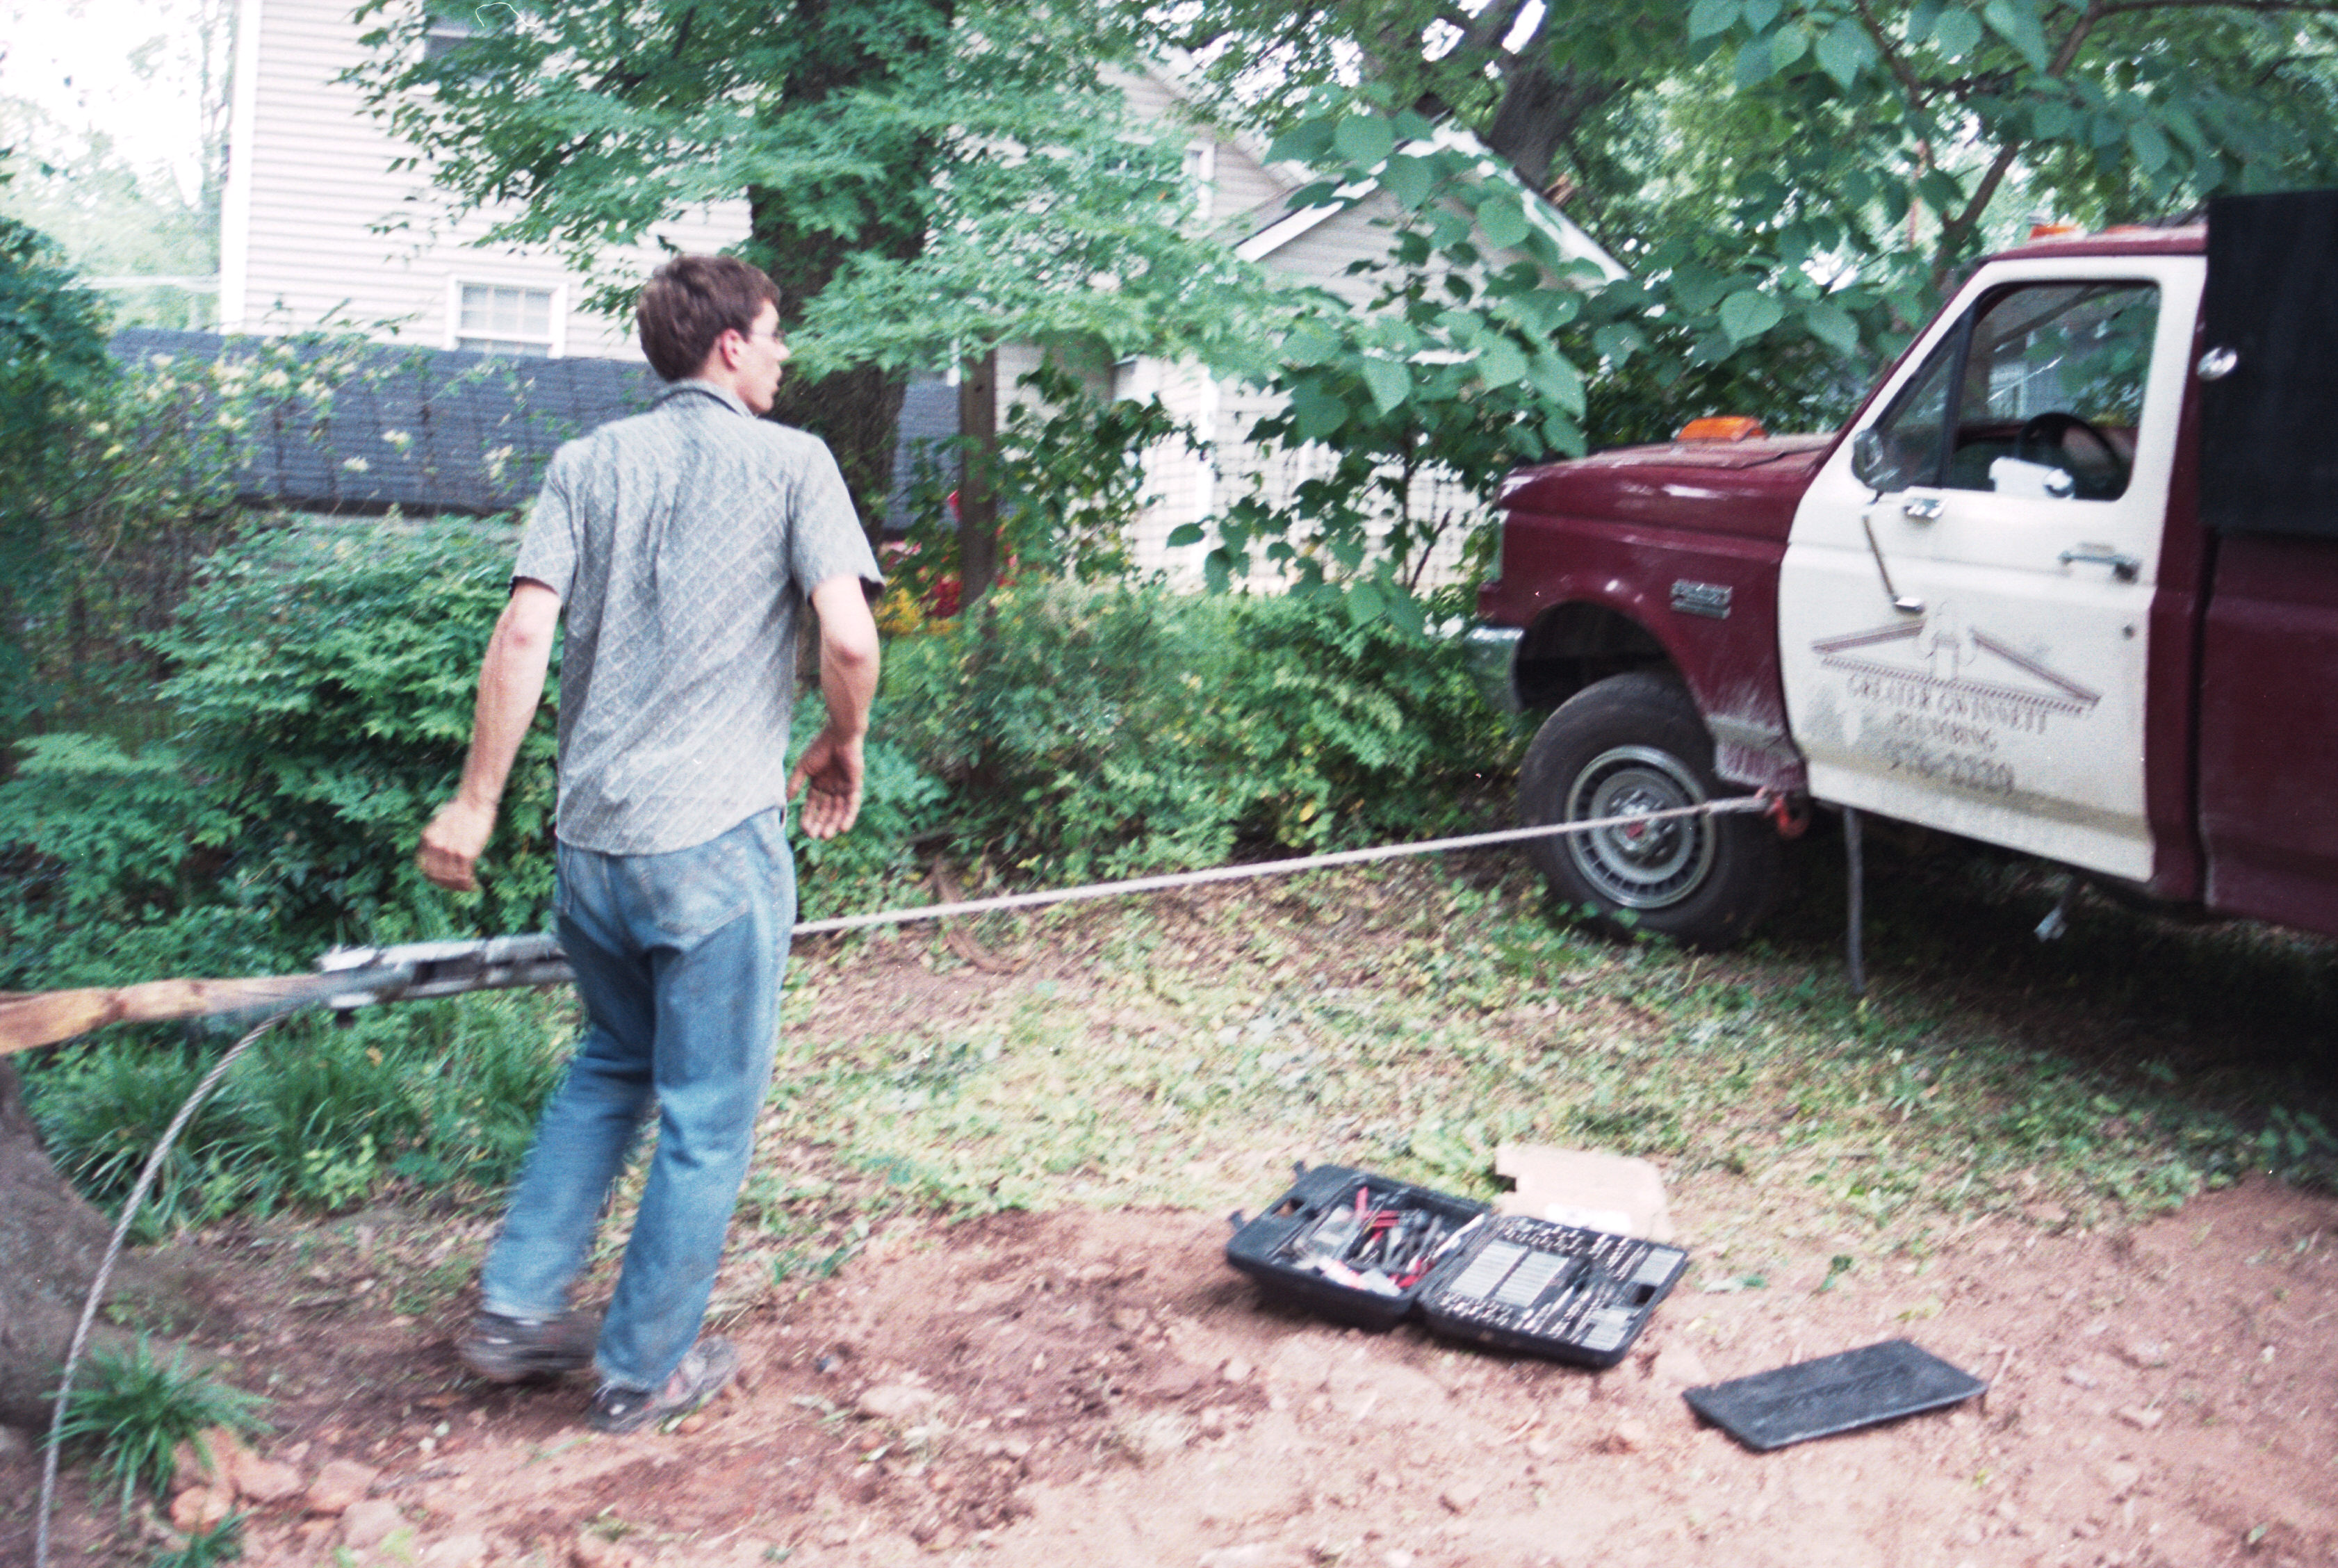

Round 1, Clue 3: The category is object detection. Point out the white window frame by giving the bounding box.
[423,11,477,64]
[445,277,569,357]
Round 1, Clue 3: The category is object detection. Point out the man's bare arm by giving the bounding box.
[787,575,882,840]
[418,581,562,891]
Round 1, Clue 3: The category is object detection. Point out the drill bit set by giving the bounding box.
[1225,1163,1687,1366]
[1417,1214,1687,1362]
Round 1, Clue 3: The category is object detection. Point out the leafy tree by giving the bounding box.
[0,0,236,329]
[1180,0,2338,366]
[0,174,112,735]
[349,0,1272,591]
[1189,117,1605,616]
[1168,0,1683,197]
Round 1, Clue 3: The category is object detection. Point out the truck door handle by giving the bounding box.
[1902,496,1943,521]
[2058,546,2141,582]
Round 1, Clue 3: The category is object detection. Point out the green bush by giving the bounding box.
[152,521,559,949]
[0,519,557,989]
[875,580,1517,881]
[786,689,951,921]
[0,194,115,735]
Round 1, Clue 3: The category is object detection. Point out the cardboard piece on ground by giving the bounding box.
[1493,1144,1674,1241]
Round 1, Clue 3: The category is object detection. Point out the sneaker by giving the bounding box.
[589,1337,739,1434]
[458,1308,602,1384]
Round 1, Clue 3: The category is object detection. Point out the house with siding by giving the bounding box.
[999,72,1625,587]
[218,0,746,357]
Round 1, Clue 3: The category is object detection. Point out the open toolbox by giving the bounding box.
[1225,1163,1689,1367]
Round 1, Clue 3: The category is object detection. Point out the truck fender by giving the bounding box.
[1512,598,1808,795]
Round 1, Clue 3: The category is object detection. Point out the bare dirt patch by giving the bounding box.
[10,1177,2334,1568]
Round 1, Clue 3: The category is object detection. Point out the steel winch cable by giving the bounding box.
[36,1012,290,1568]
[31,789,1774,1564]
[792,793,1777,936]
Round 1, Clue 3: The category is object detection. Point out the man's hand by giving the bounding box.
[787,726,865,840]
[418,796,497,891]
[416,581,559,895]
[792,573,881,842]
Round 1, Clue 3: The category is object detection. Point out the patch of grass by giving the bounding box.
[54,1336,268,1517]
[762,847,2338,1262]
[152,1514,246,1567]
[24,990,571,1238]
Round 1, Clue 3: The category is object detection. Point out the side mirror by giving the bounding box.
[1850,428,1893,490]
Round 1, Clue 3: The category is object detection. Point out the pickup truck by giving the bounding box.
[1471,188,2338,948]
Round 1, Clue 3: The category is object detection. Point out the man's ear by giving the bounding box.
[695,328,744,382]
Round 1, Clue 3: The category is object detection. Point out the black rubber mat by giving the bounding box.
[1683,1338,1987,1451]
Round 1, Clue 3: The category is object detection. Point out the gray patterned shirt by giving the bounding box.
[513,379,882,855]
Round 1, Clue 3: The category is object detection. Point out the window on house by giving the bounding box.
[424,13,477,64]
[1183,140,1216,224]
[456,283,557,356]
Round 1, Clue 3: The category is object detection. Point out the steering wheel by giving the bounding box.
[2015,411,2127,499]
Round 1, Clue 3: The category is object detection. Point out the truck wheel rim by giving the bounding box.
[1562,744,1715,910]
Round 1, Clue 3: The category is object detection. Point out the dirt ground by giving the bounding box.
[10,1166,2335,1567]
[7,872,2337,1568]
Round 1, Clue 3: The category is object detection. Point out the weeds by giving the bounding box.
[53,1336,268,1517]
[152,1514,246,1567]
[26,992,566,1240]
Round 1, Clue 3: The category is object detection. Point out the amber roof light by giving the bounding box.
[1676,416,1767,442]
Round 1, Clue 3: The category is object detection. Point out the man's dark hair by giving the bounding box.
[635,255,782,382]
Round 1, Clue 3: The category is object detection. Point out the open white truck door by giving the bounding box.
[1777,253,2204,879]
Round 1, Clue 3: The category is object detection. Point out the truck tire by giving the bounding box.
[1517,671,1783,948]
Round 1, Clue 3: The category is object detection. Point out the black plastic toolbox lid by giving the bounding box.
[1683,1338,1988,1451]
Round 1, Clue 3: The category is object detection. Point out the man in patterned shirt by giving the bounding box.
[417,254,881,1432]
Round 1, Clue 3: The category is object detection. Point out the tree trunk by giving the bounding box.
[751,170,920,548]
[1481,58,1625,199]
[0,1061,140,1430]
[768,364,909,555]
[746,0,952,548]
[956,348,1001,607]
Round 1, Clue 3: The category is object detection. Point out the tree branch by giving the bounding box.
[1934,0,2103,279]
[1851,0,1936,111]
[2091,0,2338,15]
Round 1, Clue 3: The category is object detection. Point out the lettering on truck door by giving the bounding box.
[1776,254,2205,879]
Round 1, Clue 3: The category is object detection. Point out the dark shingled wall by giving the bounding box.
[111,331,952,532]
[109,329,660,516]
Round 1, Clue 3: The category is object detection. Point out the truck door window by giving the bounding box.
[1860,327,1963,491]
[1949,281,2158,500]
[1861,280,2158,501]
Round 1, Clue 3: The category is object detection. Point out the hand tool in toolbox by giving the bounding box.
[1225,1163,1689,1366]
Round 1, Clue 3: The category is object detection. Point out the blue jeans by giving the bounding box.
[479,808,794,1391]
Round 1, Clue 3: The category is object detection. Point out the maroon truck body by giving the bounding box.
[1475,205,2338,945]
[1483,436,1828,796]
